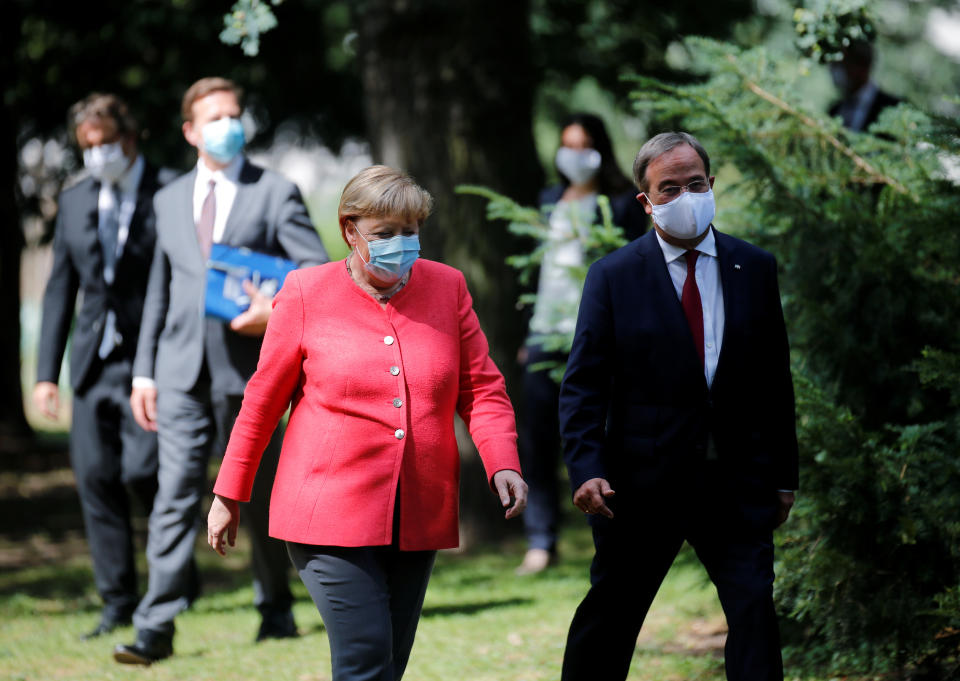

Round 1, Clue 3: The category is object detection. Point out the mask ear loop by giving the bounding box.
[348,220,372,267]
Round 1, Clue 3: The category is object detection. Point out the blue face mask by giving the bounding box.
[357,232,421,283]
[201,117,246,163]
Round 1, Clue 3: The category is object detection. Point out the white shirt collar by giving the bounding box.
[655,225,718,264]
[196,154,244,186]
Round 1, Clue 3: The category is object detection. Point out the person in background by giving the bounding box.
[559,131,798,680]
[208,165,528,681]
[516,113,647,576]
[829,39,900,133]
[34,93,175,640]
[114,77,329,665]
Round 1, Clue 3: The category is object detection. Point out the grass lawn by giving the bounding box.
[0,456,851,681]
[0,523,730,681]
[0,521,847,681]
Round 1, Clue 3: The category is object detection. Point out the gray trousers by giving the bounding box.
[71,356,157,620]
[287,542,435,681]
[133,374,293,635]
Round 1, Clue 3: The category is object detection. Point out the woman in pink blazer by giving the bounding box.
[207,166,527,681]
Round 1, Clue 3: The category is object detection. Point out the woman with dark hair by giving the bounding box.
[516,113,647,575]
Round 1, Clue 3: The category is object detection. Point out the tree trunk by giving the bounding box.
[354,0,543,545]
[0,5,32,453]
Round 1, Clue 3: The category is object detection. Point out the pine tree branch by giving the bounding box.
[727,55,909,195]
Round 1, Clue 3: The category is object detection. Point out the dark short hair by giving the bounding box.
[842,39,875,68]
[181,77,244,122]
[633,132,711,192]
[68,93,138,145]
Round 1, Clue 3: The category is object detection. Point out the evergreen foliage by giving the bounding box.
[455,185,627,380]
[627,35,960,678]
[220,0,282,56]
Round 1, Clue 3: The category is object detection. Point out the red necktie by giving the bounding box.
[681,250,704,368]
[197,180,216,259]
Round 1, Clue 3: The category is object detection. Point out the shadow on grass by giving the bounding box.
[421,597,532,618]
[0,561,98,606]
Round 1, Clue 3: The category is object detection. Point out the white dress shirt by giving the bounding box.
[193,155,244,243]
[529,195,595,336]
[655,226,724,388]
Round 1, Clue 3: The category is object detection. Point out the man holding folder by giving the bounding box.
[116,76,328,665]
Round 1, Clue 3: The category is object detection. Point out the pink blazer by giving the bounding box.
[213,259,521,550]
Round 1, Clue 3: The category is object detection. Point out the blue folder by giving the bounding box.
[205,244,297,321]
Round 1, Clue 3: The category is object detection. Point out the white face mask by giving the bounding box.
[646,188,715,240]
[83,142,129,184]
[556,146,601,186]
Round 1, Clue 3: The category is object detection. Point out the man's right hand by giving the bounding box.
[32,382,60,420]
[130,385,159,432]
[573,477,616,518]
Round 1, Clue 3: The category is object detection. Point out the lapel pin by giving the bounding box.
[734,264,741,270]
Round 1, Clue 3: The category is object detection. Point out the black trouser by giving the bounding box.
[518,343,567,552]
[70,355,158,620]
[134,372,293,634]
[287,542,436,681]
[561,476,784,681]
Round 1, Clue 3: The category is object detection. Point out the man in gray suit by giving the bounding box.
[114,77,329,665]
[34,93,175,640]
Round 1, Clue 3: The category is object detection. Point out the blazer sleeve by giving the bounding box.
[132,233,170,380]
[559,260,615,491]
[274,181,329,268]
[454,271,521,486]
[214,271,306,501]
[36,206,79,384]
[764,255,800,490]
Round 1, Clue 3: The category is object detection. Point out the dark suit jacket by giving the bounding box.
[37,162,176,394]
[829,87,901,133]
[538,184,647,242]
[133,158,329,395]
[559,229,799,513]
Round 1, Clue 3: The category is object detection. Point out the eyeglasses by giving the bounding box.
[658,180,709,200]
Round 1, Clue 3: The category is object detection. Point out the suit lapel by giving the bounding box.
[121,163,156,264]
[220,158,254,246]
[173,169,206,269]
[636,232,706,386]
[712,230,738,392]
[80,179,104,268]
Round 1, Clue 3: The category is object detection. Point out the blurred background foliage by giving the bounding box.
[5,0,960,677]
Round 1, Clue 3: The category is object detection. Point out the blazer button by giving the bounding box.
[390,366,400,376]
[393,398,403,408]
[384,335,395,345]
[395,429,405,439]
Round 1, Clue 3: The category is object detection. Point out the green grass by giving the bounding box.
[0,519,844,681]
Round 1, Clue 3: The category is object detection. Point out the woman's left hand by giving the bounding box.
[493,470,528,519]
[208,494,240,556]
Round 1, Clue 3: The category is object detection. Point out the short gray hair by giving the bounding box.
[632,132,711,192]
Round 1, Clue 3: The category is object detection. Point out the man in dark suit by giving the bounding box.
[33,93,175,639]
[829,40,900,133]
[559,131,798,681]
[114,77,329,665]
